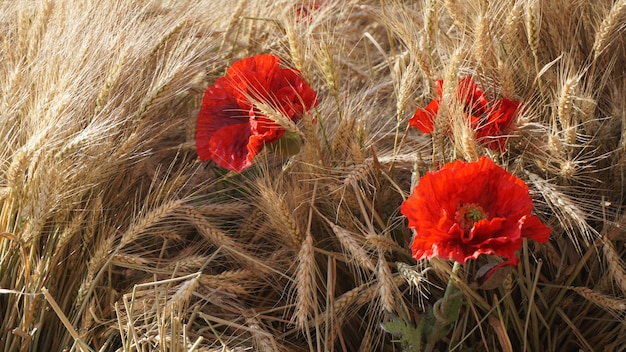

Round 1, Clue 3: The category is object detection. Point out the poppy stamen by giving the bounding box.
[455,203,488,233]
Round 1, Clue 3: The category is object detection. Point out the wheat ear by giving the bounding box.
[377,252,397,313]
[292,231,316,330]
[571,286,626,311]
[256,183,303,250]
[473,13,495,68]
[163,274,200,318]
[556,76,579,145]
[325,219,376,274]
[503,1,523,53]
[180,207,249,264]
[602,239,626,295]
[245,314,278,352]
[443,0,466,30]
[592,0,626,60]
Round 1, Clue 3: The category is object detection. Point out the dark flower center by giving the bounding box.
[455,203,488,233]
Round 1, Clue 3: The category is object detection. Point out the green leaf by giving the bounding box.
[268,131,302,157]
[381,315,423,352]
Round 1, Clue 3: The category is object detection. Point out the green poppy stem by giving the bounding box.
[425,261,464,351]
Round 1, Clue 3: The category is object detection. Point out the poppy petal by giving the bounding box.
[520,215,551,243]
[409,99,440,133]
[206,123,255,172]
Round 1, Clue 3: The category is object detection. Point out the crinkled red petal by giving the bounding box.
[520,215,551,243]
[409,99,439,133]
[249,116,285,144]
[205,122,256,172]
[270,68,318,119]
[458,76,489,116]
[196,77,248,162]
[477,98,521,151]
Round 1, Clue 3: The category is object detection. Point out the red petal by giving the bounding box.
[466,217,507,243]
[476,98,521,151]
[409,99,439,133]
[205,122,255,172]
[520,215,551,243]
[227,54,280,104]
[249,116,285,144]
[434,79,444,97]
[228,54,280,85]
[458,76,489,116]
[271,68,318,120]
[196,77,248,162]
[408,80,443,133]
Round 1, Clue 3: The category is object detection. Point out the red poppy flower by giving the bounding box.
[400,156,550,266]
[408,77,520,152]
[196,54,318,172]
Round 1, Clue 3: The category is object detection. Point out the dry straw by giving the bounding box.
[2,0,626,350]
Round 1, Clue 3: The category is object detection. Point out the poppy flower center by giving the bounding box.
[455,203,488,233]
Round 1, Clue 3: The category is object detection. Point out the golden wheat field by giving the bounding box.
[1,0,625,351]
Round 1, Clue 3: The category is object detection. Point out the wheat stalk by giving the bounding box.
[331,112,355,158]
[394,54,420,122]
[119,199,184,249]
[253,100,304,138]
[285,24,309,80]
[75,235,115,313]
[53,211,84,254]
[199,270,251,295]
[497,59,516,98]
[26,0,54,61]
[365,233,401,253]
[444,0,466,30]
[94,50,127,115]
[160,254,208,272]
[524,0,545,97]
[195,202,251,216]
[423,0,438,52]
[245,314,278,352]
[343,159,374,186]
[473,13,494,68]
[527,171,597,250]
[503,1,524,53]
[180,206,250,264]
[457,123,480,162]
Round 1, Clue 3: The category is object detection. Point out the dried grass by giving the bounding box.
[1,0,625,350]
